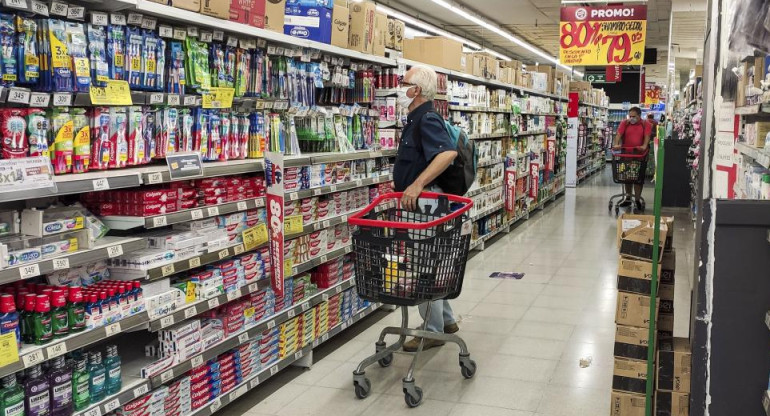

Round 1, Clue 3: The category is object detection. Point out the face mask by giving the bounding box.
[397,86,415,109]
[628,116,639,124]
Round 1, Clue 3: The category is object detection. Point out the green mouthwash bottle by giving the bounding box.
[71,358,89,411]
[0,375,23,416]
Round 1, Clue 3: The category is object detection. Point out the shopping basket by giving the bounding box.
[609,147,649,216]
[347,192,476,408]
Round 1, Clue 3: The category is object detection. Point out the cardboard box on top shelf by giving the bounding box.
[617,256,662,296]
[613,357,651,395]
[349,0,376,53]
[372,11,387,56]
[570,80,593,92]
[498,67,514,84]
[657,338,691,393]
[655,391,689,416]
[230,0,266,27]
[386,18,396,49]
[330,2,349,48]
[615,324,655,361]
[264,0,286,33]
[468,54,485,77]
[201,0,230,18]
[171,0,201,12]
[535,65,556,93]
[611,390,646,416]
[616,291,659,328]
[285,5,332,44]
[530,71,548,92]
[403,37,465,72]
[657,312,674,337]
[393,19,404,51]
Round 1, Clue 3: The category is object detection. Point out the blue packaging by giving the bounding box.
[284,6,332,44]
[286,0,333,9]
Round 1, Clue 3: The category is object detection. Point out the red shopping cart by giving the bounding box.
[347,192,476,408]
[609,147,649,216]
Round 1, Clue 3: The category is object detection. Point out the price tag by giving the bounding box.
[149,92,164,104]
[52,258,69,271]
[29,92,49,107]
[159,370,173,383]
[190,209,204,220]
[19,264,40,279]
[301,302,309,312]
[208,298,220,309]
[335,286,342,294]
[322,220,330,229]
[92,178,109,191]
[341,322,348,330]
[248,283,258,292]
[3,0,26,9]
[46,342,67,359]
[133,384,149,398]
[111,13,127,25]
[264,101,274,109]
[321,333,329,343]
[159,315,174,328]
[199,31,212,43]
[255,198,265,207]
[187,26,199,37]
[83,407,101,416]
[161,263,175,277]
[289,192,298,201]
[287,309,295,318]
[218,249,228,260]
[267,320,275,329]
[210,398,221,413]
[152,216,168,228]
[319,255,328,264]
[30,0,47,15]
[107,245,123,258]
[233,245,244,255]
[285,215,304,234]
[167,94,180,106]
[255,101,264,110]
[237,201,248,211]
[188,257,201,269]
[90,80,132,105]
[227,37,238,48]
[269,366,279,376]
[7,88,30,104]
[322,294,329,302]
[191,355,204,368]
[329,185,337,192]
[184,95,197,106]
[184,306,198,319]
[212,31,224,41]
[146,172,163,185]
[355,179,363,187]
[105,323,121,337]
[238,332,249,344]
[171,28,186,40]
[257,39,267,48]
[250,378,260,389]
[294,350,303,360]
[52,93,71,106]
[127,13,144,25]
[267,45,276,55]
[227,291,239,302]
[104,399,120,413]
[22,350,44,367]
[67,6,85,20]
[141,17,157,30]
[91,12,108,26]
[313,189,322,196]
[358,311,365,320]
[242,223,268,251]
[49,1,67,16]
[207,207,220,217]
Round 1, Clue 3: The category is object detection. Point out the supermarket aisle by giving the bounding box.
[223,167,693,416]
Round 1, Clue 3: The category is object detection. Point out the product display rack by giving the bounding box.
[576,103,609,183]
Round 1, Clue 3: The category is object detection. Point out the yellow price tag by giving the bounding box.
[90,80,133,105]
[285,215,304,235]
[284,259,293,277]
[242,223,268,251]
[201,87,235,109]
[0,333,19,367]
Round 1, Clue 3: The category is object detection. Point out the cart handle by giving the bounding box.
[348,192,473,230]
[611,146,649,159]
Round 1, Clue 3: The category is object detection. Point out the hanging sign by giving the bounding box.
[559,5,647,66]
[546,138,556,173]
[529,163,540,198]
[606,65,623,82]
[566,92,579,188]
[504,168,516,212]
[645,83,661,105]
[265,152,285,298]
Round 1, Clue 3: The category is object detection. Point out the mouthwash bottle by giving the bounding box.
[0,375,24,416]
[32,295,52,345]
[50,291,69,339]
[103,345,121,395]
[48,357,72,416]
[21,294,36,344]
[71,359,89,411]
[23,365,49,416]
[67,287,85,333]
[86,352,105,402]
[0,294,20,346]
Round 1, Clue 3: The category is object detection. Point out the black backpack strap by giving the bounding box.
[412,110,445,155]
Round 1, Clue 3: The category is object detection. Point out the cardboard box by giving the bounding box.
[655,391,689,416]
[171,0,201,12]
[617,256,662,295]
[611,390,646,416]
[661,250,675,284]
[230,0,266,27]
[658,312,674,336]
[613,357,650,394]
[330,2,349,48]
[616,292,658,328]
[348,0,376,53]
[618,215,668,262]
[658,283,674,301]
[403,37,465,72]
[615,325,654,361]
[498,67,514,84]
[285,5,332,43]
[657,339,691,393]
[201,0,229,18]
[372,11,387,56]
[393,19,404,51]
[264,0,286,33]
[386,18,396,49]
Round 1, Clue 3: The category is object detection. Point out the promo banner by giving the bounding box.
[546,139,556,173]
[265,151,285,297]
[559,5,647,66]
[644,83,661,105]
[529,163,540,199]
[505,168,516,212]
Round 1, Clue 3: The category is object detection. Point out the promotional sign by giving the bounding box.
[559,5,647,66]
[504,168,516,212]
[566,92,579,188]
[265,151,285,297]
[645,83,661,105]
[606,65,623,82]
[0,157,55,194]
[546,138,556,173]
[166,152,203,180]
[529,163,540,198]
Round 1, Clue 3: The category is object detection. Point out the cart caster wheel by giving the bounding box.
[404,387,423,408]
[378,353,394,368]
[614,207,620,217]
[460,359,477,379]
[354,378,371,399]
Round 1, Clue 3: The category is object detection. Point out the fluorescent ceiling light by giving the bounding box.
[376,4,482,50]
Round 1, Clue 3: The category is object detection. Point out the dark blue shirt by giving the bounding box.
[393,101,453,191]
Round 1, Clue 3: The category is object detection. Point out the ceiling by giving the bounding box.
[379,0,708,85]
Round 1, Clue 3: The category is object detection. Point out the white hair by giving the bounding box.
[409,65,437,101]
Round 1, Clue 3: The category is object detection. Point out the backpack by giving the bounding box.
[417,111,478,196]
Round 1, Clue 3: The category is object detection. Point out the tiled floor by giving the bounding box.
[222,167,695,416]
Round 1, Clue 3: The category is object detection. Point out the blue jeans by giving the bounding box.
[419,300,456,333]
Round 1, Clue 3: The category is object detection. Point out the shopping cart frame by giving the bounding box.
[609,147,649,216]
[347,192,477,408]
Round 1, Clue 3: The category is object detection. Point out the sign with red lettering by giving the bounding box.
[505,168,516,212]
[606,65,622,82]
[529,163,540,198]
[265,152,284,297]
[559,5,647,66]
[546,139,556,173]
[645,83,661,105]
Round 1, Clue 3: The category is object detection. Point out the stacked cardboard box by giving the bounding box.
[655,338,691,416]
[612,214,669,415]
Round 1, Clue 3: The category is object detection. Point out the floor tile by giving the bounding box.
[449,404,535,416]
[511,321,575,341]
[458,376,546,412]
[275,386,378,416]
[498,336,567,360]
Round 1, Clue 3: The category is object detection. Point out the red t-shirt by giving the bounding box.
[618,119,651,147]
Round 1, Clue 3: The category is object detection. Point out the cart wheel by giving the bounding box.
[404,387,423,408]
[460,359,477,379]
[378,353,394,368]
[354,378,371,399]
[614,207,620,217]
[608,203,613,212]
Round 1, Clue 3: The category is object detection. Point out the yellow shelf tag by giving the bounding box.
[0,333,19,367]
[285,215,304,234]
[242,223,268,251]
[90,80,133,105]
[202,87,235,109]
[284,259,293,277]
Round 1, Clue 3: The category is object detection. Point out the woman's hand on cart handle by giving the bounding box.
[635,145,648,153]
[401,182,424,212]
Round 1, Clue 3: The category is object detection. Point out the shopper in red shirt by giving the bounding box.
[613,107,651,209]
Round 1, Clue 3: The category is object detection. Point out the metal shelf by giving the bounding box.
[515,130,547,137]
[467,181,503,198]
[578,101,609,110]
[142,243,263,281]
[285,213,353,241]
[736,142,770,169]
[284,149,396,168]
[286,174,393,202]
[290,245,353,277]
[101,198,266,230]
[470,203,504,221]
[520,112,563,117]
[449,105,511,114]
[0,236,146,285]
[468,132,512,140]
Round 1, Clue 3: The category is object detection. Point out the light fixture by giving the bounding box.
[375,4,482,50]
